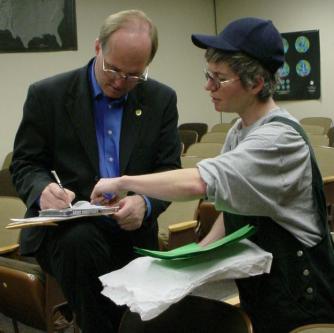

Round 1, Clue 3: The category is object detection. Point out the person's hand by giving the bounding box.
[112,195,146,231]
[40,183,75,210]
[90,178,121,204]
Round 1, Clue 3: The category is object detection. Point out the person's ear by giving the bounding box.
[250,76,264,95]
[94,38,101,56]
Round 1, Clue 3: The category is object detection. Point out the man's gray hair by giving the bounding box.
[99,10,158,64]
[205,48,280,101]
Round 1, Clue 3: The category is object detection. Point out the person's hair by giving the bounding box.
[205,48,279,102]
[98,10,158,64]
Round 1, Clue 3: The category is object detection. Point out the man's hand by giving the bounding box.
[40,183,75,210]
[112,195,147,231]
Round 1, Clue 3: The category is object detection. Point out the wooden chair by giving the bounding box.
[0,196,78,333]
[1,152,13,170]
[313,146,334,178]
[289,323,334,333]
[327,127,334,147]
[158,200,200,250]
[181,155,203,169]
[300,117,333,135]
[323,176,334,232]
[178,129,198,154]
[186,142,223,158]
[308,135,329,147]
[210,122,233,133]
[0,168,18,197]
[178,123,208,141]
[118,295,253,333]
[302,124,325,135]
[201,131,228,144]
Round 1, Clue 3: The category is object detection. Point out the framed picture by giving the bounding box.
[275,30,320,101]
[0,0,77,53]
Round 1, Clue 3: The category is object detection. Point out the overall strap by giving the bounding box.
[269,116,329,235]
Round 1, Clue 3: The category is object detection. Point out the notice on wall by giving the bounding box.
[274,30,320,101]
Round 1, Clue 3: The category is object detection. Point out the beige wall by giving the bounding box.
[0,0,217,166]
[2,0,334,166]
[216,0,334,124]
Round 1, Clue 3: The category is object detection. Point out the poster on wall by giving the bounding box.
[0,0,77,53]
[274,30,320,101]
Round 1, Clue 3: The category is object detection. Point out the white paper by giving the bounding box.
[99,239,272,320]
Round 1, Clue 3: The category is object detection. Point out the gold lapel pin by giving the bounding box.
[135,109,142,117]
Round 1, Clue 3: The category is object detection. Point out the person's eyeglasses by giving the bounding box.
[204,69,239,90]
[102,57,149,83]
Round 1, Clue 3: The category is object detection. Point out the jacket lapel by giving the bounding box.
[119,86,145,174]
[65,65,100,175]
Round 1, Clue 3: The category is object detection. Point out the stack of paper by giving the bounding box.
[100,235,272,320]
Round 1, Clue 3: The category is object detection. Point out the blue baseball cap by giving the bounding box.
[191,17,284,74]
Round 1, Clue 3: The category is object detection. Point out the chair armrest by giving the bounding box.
[0,243,19,255]
[167,220,198,250]
[323,175,334,184]
[168,220,197,233]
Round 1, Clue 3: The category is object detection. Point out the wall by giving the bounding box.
[0,0,218,166]
[216,0,334,123]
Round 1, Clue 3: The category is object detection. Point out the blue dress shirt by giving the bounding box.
[89,60,151,218]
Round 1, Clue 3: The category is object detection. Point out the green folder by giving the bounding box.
[134,224,256,260]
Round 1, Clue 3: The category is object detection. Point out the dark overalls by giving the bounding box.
[224,117,334,333]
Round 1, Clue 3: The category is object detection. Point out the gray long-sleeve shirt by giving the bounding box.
[198,108,322,247]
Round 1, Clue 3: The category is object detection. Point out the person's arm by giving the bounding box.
[198,212,226,246]
[91,168,207,203]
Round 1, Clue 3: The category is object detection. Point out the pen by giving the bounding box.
[51,170,72,208]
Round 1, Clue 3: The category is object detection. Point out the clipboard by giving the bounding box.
[6,201,119,229]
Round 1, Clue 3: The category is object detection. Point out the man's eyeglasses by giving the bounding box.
[204,69,239,90]
[102,57,149,83]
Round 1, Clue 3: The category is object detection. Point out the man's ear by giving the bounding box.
[94,38,100,56]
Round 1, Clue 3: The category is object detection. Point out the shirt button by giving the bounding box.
[108,104,112,109]
[297,250,303,257]
[108,130,112,135]
[108,157,113,162]
[306,287,313,294]
[303,269,310,276]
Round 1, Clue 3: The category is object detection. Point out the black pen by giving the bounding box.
[51,170,72,208]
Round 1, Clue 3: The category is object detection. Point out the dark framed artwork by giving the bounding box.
[274,30,320,101]
[0,0,77,53]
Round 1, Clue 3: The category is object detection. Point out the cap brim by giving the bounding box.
[191,33,239,52]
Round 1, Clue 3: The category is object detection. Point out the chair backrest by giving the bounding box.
[178,123,208,141]
[118,295,253,333]
[186,142,223,158]
[289,323,334,333]
[210,123,233,133]
[300,117,333,135]
[302,124,325,135]
[308,135,329,147]
[0,168,18,197]
[178,129,198,153]
[181,155,203,169]
[0,196,26,252]
[1,152,13,170]
[313,146,334,177]
[201,132,228,144]
[327,127,334,147]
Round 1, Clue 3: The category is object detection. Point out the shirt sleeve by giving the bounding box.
[197,122,311,218]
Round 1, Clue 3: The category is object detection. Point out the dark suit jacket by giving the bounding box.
[11,59,181,255]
